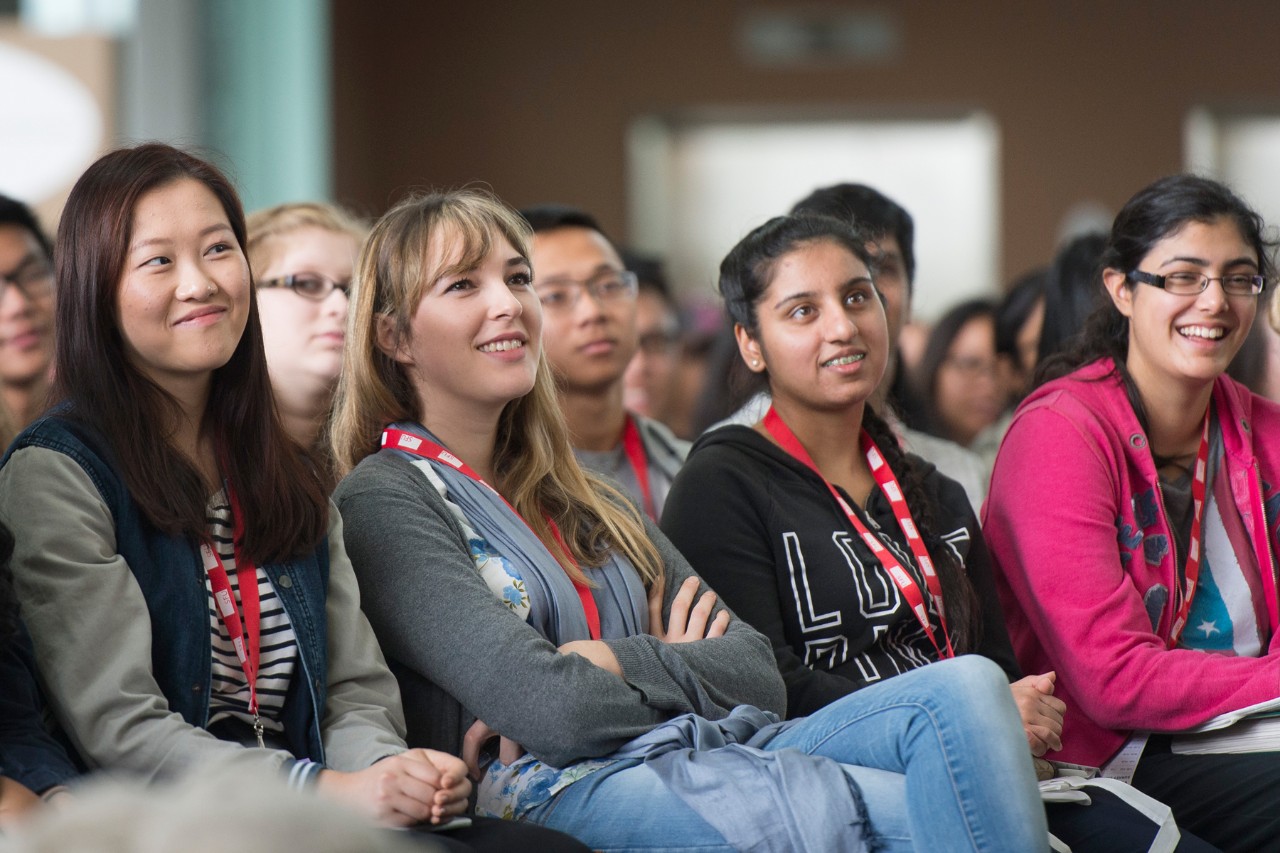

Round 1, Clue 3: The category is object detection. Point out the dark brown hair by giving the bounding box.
[1036,174,1276,435]
[54,143,328,562]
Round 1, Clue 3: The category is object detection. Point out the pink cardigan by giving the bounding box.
[983,358,1280,767]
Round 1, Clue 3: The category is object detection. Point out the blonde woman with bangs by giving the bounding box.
[331,189,1051,852]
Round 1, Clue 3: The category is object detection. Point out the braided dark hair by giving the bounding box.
[721,213,982,653]
[862,404,982,652]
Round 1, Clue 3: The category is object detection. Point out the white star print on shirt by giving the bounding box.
[1197,619,1220,637]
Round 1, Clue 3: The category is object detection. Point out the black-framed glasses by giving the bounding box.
[258,273,351,301]
[1127,269,1267,296]
[0,256,54,300]
[536,270,638,313]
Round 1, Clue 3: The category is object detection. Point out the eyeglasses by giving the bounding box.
[637,328,681,356]
[536,270,638,313]
[1127,269,1267,296]
[943,356,1000,380]
[258,273,351,301]
[0,257,54,300]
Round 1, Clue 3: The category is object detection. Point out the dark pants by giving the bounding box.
[1045,785,1221,852]
[1129,736,1280,853]
[409,815,590,852]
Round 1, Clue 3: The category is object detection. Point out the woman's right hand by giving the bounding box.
[649,576,731,644]
[316,751,470,827]
[1009,671,1066,757]
[462,719,526,781]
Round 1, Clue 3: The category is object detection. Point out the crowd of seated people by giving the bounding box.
[4,142,1280,853]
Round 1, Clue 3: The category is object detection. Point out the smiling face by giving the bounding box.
[530,226,638,394]
[0,223,55,390]
[1103,216,1259,398]
[256,226,356,392]
[385,226,542,423]
[736,238,887,417]
[115,178,250,398]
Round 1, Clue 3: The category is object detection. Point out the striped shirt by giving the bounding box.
[205,490,299,732]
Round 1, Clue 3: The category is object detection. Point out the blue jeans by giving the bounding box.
[524,655,1047,852]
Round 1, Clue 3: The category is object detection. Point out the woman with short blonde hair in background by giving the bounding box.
[247,202,367,458]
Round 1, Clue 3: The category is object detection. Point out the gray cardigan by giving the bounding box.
[333,451,785,769]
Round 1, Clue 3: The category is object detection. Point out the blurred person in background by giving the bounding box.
[917,299,1008,463]
[995,267,1047,403]
[1036,232,1108,365]
[619,250,682,430]
[521,205,688,521]
[247,202,365,457]
[0,197,56,448]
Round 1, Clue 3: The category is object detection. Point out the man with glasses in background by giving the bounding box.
[0,196,56,445]
[521,205,689,521]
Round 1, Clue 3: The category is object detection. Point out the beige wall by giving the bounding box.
[332,1,1280,286]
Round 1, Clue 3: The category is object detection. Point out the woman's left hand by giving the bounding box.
[1009,671,1066,757]
[650,576,731,644]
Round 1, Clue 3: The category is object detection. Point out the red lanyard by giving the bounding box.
[763,407,954,660]
[382,427,601,640]
[1166,411,1213,648]
[201,487,266,747]
[621,415,657,520]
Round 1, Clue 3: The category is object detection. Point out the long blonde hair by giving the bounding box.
[331,189,661,586]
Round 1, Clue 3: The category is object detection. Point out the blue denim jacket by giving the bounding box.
[0,625,81,793]
[5,413,332,771]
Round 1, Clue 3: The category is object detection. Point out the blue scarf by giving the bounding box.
[383,421,648,645]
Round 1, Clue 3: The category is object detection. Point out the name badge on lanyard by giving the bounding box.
[202,487,266,748]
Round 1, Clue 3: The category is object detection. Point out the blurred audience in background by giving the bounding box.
[1036,232,1107,366]
[619,250,682,430]
[247,201,366,461]
[994,267,1046,403]
[917,299,1007,463]
[522,204,688,520]
[0,197,55,449]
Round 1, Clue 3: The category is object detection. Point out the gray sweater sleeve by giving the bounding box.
[314,501,410,771]
[334,454,782,768]
[0,448,301,781]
